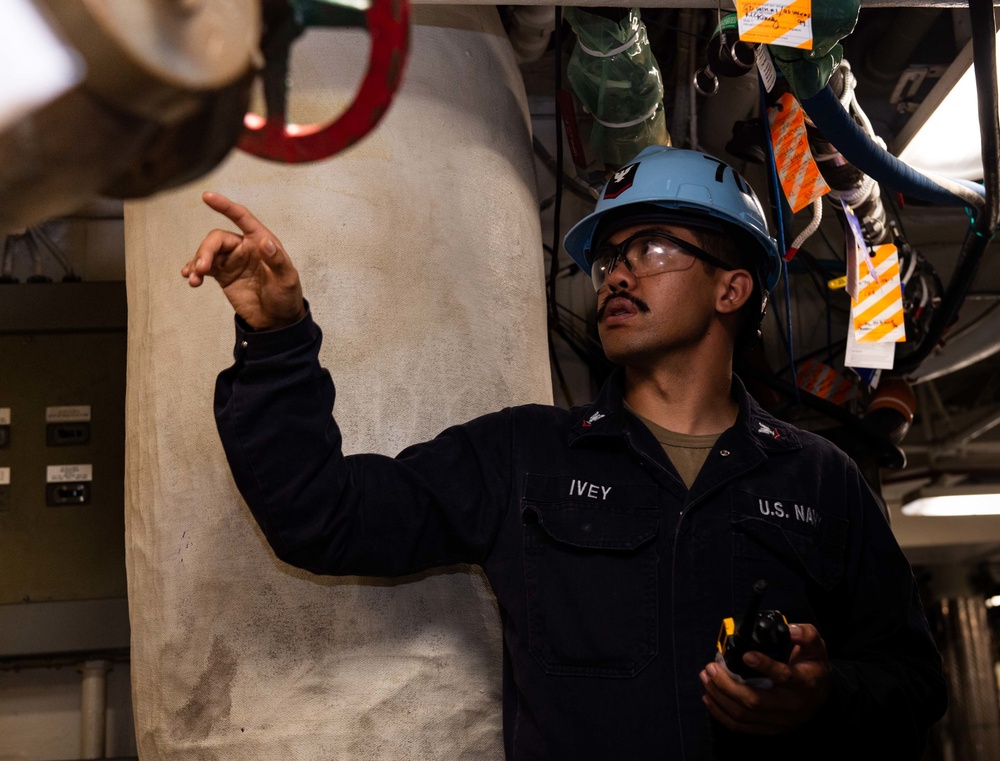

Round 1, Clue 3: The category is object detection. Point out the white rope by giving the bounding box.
[791,197,824,250]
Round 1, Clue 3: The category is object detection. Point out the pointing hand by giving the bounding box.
[182,192,306,331]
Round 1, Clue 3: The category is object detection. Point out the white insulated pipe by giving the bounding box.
[507,5,556,64]
[79,659,110,760]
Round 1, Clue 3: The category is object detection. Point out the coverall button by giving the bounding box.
[241,340,249,349]
[719,449,731,457]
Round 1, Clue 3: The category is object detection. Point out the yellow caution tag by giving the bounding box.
[851,244,907,344]
[827,276,847,290]
[737,0,813,50]
[768,92,829,213]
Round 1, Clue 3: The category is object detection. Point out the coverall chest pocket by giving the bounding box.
[730,489,849,598]
[522,474,659,678]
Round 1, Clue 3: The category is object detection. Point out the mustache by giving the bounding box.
[597,290,650,321]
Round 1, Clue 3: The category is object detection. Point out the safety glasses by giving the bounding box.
[589,231,734,292]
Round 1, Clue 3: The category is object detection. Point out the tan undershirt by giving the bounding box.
[625,402,721,488]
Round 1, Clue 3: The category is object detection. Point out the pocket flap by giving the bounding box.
[731,512,846,589]
[524,503,659,551]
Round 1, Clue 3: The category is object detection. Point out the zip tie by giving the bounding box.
[577,31,640,59]
[590,102,660,129]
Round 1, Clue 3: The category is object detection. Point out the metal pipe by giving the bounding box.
[79,659,111,759]
[895,0,1000,374]
[933,404,1000,456]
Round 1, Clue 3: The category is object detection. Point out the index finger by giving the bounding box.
[788,623,826,653]
[740,651,790,684]
[202,191,264,236]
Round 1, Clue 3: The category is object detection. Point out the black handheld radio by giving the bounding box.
[716,579,793,688]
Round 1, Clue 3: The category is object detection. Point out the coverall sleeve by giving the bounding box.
[813,460,948,757]
[213,310,515,577]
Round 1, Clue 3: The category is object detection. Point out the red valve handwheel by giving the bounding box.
[237,0,409,163]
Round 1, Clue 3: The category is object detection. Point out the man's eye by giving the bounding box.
[594,249,618,267]
[635,238,673,258]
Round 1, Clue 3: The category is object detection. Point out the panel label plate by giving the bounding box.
[46,405,91,423]
[46,464,93,483]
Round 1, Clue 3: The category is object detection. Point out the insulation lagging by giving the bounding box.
[565,7,670,170]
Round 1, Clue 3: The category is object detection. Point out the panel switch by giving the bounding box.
[46,482,91,506]
[0,408,9,449]
[46,422,90,446]
[45,464,93,507]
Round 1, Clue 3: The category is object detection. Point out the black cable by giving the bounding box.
[533,136,596,203]
[542,245,582,278]
[794,250,840,365]
[735,358,906,469]
[818,226,844,262]
[548,7,565,328]
[554,300,595,327]
[768,280,791,355]
[553,318,602,357]
[551,319,616,384]
[549,333,575,407]
[641,14,708,41]
[773,338,849,379]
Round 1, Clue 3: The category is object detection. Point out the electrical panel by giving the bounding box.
[0,282,126,605]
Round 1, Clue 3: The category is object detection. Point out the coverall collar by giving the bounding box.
[568,366,802,454]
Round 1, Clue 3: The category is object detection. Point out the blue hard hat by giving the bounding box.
[563,145,781,292]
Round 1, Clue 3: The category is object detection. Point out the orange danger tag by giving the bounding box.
[768,92,829,213]
[737,0,813,50]
[851,243,907,344]
[795,358,856,404]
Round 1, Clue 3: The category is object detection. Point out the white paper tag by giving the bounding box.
[0,467,9,486]
[46,464,93,483]
[755,44,776,92]
[845,320,896,370]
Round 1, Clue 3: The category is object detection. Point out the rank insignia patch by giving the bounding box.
[603,162,639,199]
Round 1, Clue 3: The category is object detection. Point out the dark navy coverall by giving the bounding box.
[215,310,947,760]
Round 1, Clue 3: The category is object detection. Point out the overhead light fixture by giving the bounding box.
[0,0,84,133]
[893,31,997,181]
[901,484,1000,517]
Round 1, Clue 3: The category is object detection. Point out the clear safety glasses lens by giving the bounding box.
[590,232,715,291]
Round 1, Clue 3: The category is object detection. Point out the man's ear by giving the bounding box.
[716,268,754,315]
